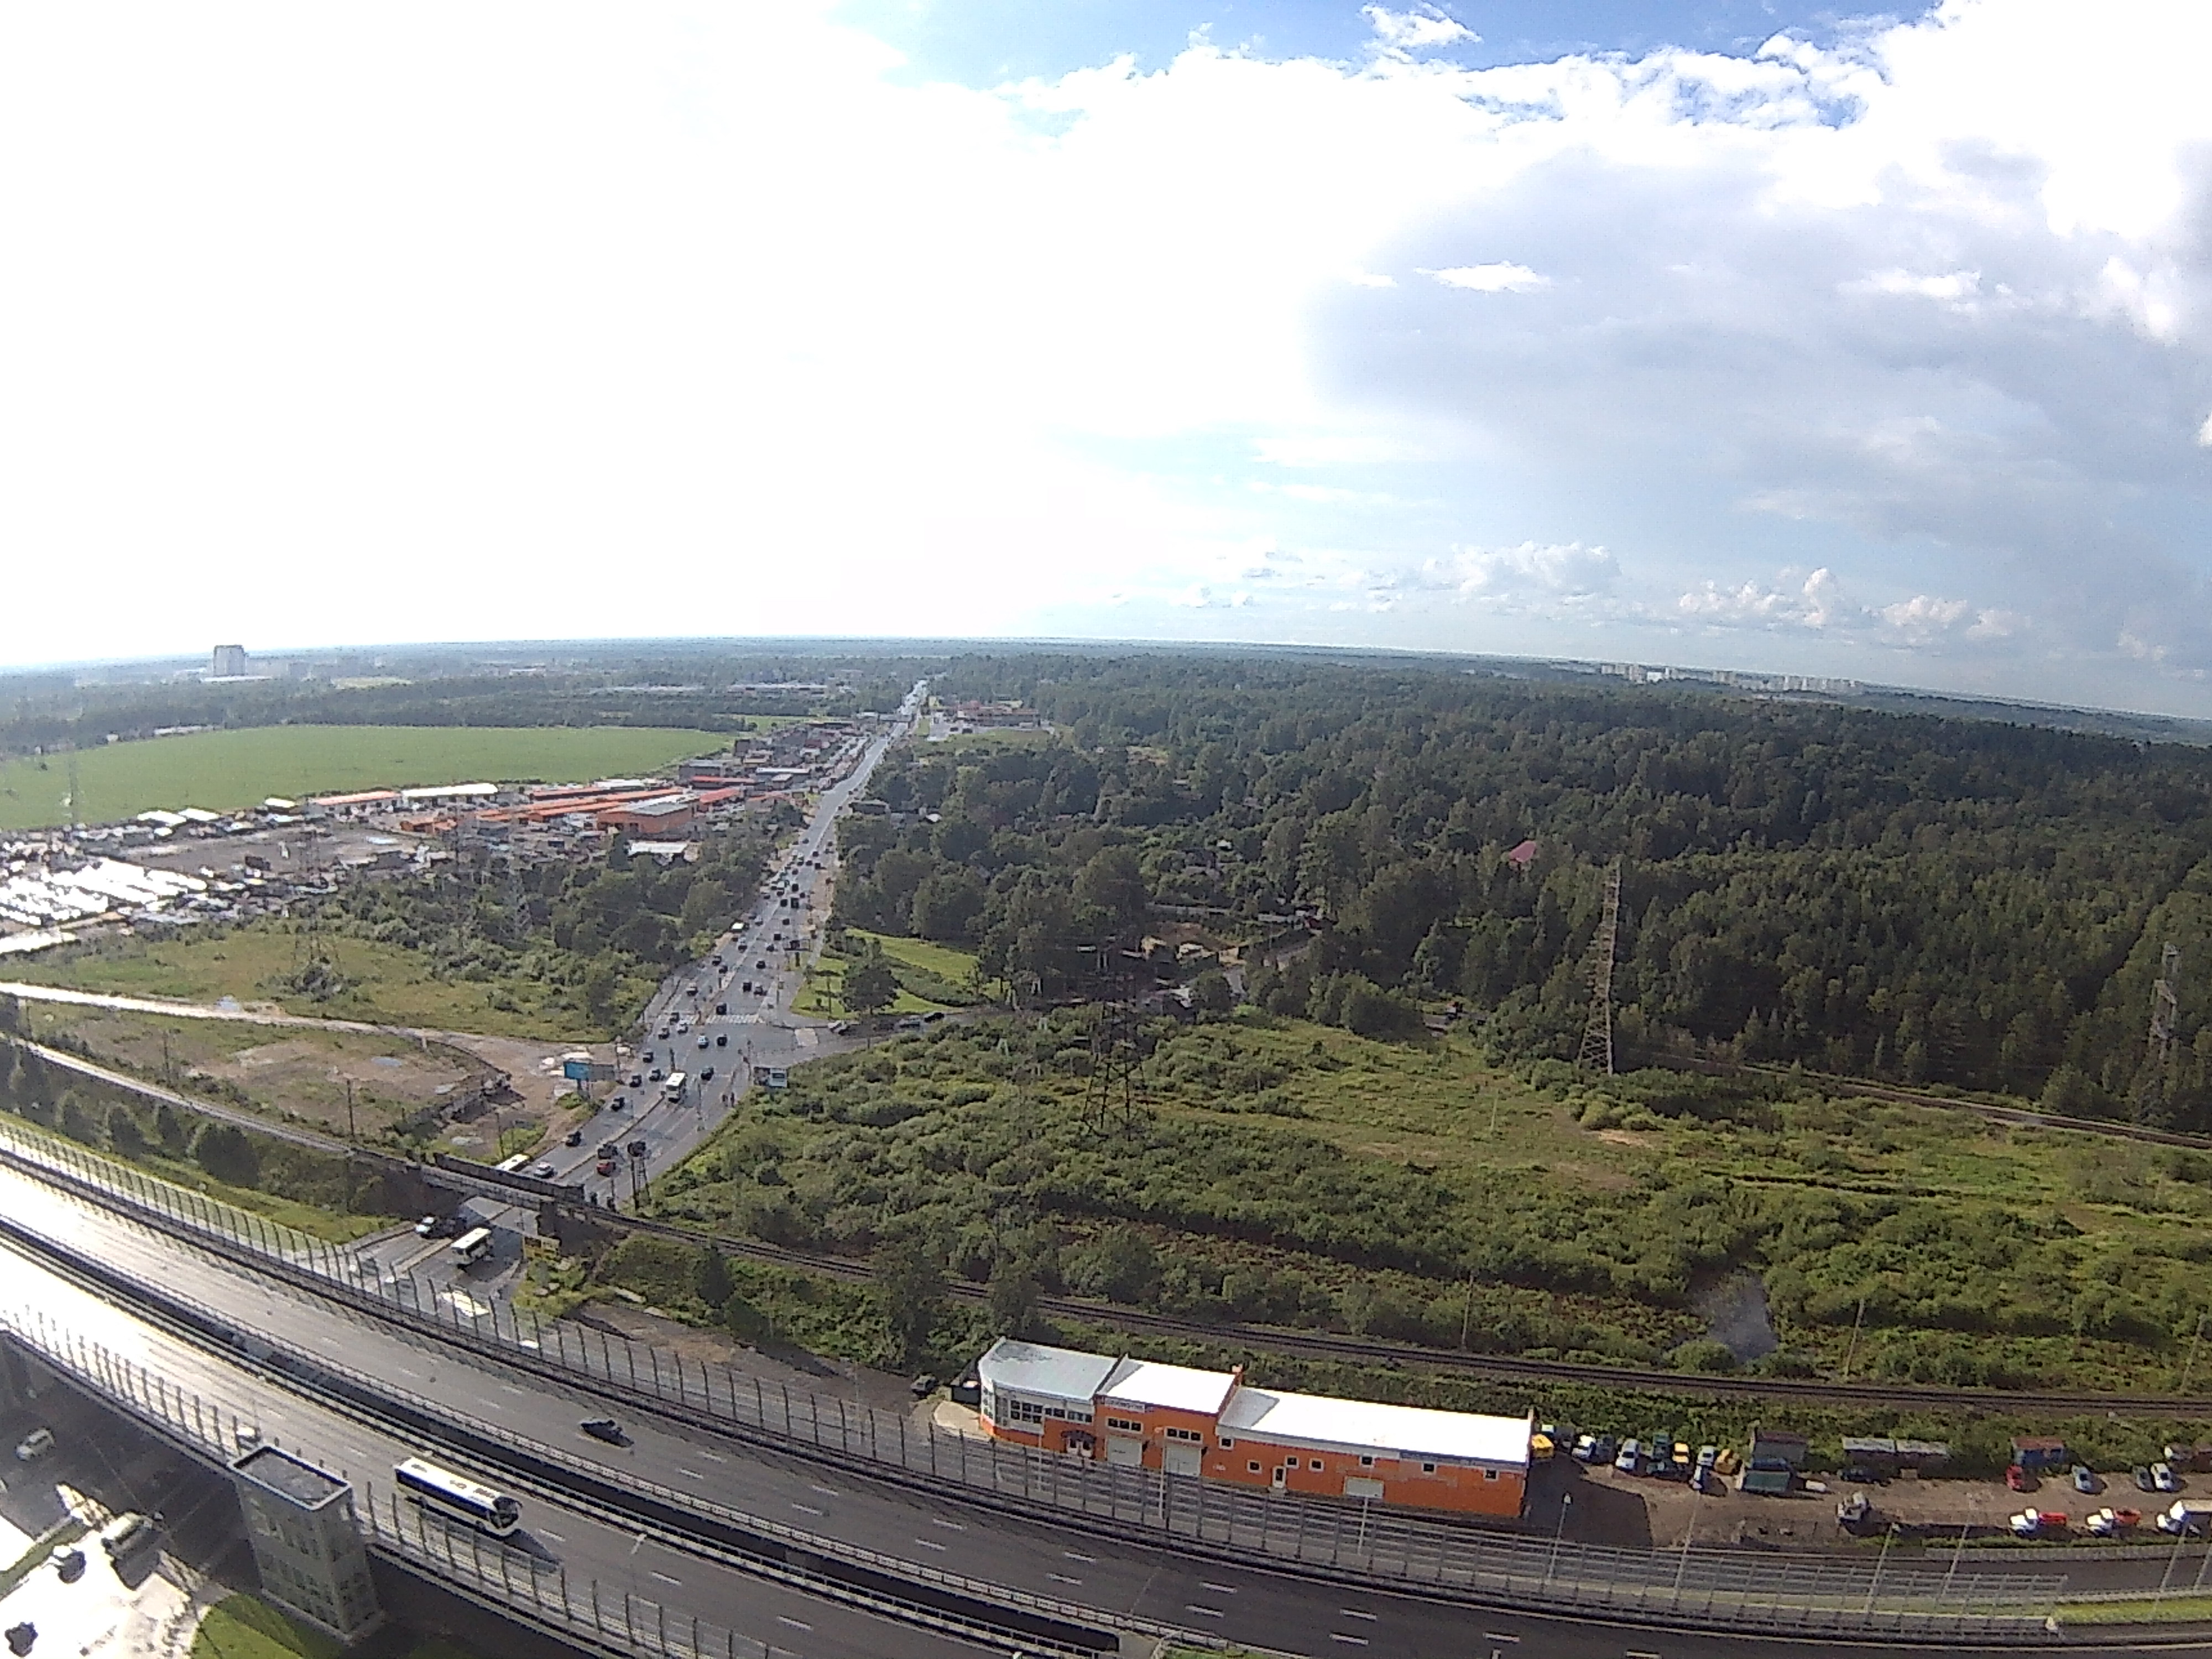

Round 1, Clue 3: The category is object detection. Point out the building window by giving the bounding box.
[1310,1458,1324,1470]
[1248,1460,1262,1473]
[1005,1397,1044,1424]
[1107,1416,1144,1434]
[1422,1462,1437,1474]
[1165,1426,1203,1443]
[1359,1455,1374,1467]
[1219,1437,1235,1448]
[1485,1468,1499,1480]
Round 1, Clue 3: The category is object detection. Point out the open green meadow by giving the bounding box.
[4,925,594,1039]
[0,723,727,829]
[795,929,979,1015]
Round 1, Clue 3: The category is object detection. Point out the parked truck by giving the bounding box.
[2156,1499,2212,1536]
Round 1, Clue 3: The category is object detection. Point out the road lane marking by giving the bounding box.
[539,1530,565,1543]
[700,1451,726,1462]
[650,1571,682,1586]
[1330,1637,1369,1647]
[1047,1573,1082,1585]
[914,1537,947,1551]
[397,1367,420,1378]
[809,1484,840,1498]
[500,1384,524,1395]
[1063,1550,1094,1562]
[1484,1636,1521,1645]
[1625,1651,1661,1658]
[931,1517,966,1530]
[1186,1606,1225,1619]
[776,1616,812,1631]
[1202,1583,1238,1594]
[677,1468,703,1480]
[1339,1611,1378,1621]
[790,1503,823,1516]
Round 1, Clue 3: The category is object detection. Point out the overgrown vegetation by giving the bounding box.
[654,1014,2212,1395]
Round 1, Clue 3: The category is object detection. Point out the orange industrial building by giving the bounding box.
[974,1339,1532,1516]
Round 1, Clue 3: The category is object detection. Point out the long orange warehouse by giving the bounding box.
[974,1338,1532,1516]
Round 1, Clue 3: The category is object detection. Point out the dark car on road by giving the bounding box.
[580,1417,626,1444]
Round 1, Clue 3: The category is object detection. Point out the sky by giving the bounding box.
[5,2,2212,713]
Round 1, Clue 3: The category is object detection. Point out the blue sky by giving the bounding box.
[5,2,2212,714]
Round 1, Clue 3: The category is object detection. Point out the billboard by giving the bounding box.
[562,1060,618,1083]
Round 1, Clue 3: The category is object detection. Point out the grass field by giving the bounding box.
[795,929,978,1015]
[188,1596,482,1659]
[0,723,728,829]
[5,926,593,1039]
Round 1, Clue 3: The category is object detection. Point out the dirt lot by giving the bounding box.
[24,1004,478,1136]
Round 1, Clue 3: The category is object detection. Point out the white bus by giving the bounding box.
[493,1153,530,1173]
[448,1227,493,1266]
[393,1458,520,1537]
[662,1071,686,1102]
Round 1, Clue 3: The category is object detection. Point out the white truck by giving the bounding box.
[2156,1499,2212,1535]
[662,1071,687,1102]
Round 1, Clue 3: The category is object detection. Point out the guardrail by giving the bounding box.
[0,1120,2070,1641]
[0,1302,782,1659]
[0,1249,1125,1659]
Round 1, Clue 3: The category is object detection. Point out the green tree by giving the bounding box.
[153,1102,187,1155]
[985,1261,1042,1340]
[581,957,622,1028]
[695,1245,733,1311]
[194,1123,261,1187]
[1190,970,1234,1016]
[723,1291,769,1342]
[108,1109,148,1159]
[873,1238,945,1369]
[1073,848,1148,935]
[843,953,898,1017]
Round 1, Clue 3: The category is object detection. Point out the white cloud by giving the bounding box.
[4,1,2212,708]
[1362,6,1476,53]
[1426,263,1551,293]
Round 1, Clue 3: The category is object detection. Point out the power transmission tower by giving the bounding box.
[64,744,81,830]
[2133,943,2182,1123]
[1086,1003,1151,1140]
[1577,858,1623,1076]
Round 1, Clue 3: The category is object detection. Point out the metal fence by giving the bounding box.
[0,1121,2071,1639]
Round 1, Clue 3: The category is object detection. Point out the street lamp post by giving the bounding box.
[1545,1491,1573,1582]
[1861,1522,1899,1617]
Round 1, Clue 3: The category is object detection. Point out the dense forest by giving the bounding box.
[835,655,2212,1125]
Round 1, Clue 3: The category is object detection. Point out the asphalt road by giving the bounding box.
[9,1163,2210,1657]
[0,1231,989,1659]
[532,680,925,1210]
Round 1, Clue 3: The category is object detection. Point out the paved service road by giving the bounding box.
[5,1164,2199,1659]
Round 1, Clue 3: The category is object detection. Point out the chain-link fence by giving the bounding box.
[0,1121,2070,1640]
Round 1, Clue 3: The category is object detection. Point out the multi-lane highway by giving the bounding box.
[535,680,925,1208]
[6,1155,2205,1658]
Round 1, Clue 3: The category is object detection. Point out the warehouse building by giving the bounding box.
[974,1338,1532,1516]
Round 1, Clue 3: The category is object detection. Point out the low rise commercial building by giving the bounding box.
[975,1338,1532,1516]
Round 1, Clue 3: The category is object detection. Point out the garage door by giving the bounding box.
[1105,1435,1144,1468]
[1165,1441,1202,1478]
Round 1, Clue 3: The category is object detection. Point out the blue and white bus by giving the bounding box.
[394,1458,521,1537]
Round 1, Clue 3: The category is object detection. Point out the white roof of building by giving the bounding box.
[400,782,499,801]
[1098,1358,1239,1417]
[975,1339,1119,1404]
[1218,1387,1530,1469]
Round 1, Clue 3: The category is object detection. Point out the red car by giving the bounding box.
[2007,1464,2034,1492]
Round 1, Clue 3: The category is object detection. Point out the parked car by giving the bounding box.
[413,1214,441,1238]
[2136,1465,2158,1492]
[1614,1438,1642,1473]
[99,1513,158,1557]
[2155,1463,2180,1493]
[2006,1464,2033,1492]
[14,1429,55,1462]
[2072,1465,2099,1495]
[1837,1491,1873,1527]
[564,1130,583,1147]
[2010,1509,2067,1538]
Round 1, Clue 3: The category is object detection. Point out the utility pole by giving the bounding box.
[1577,858,1622,1076]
